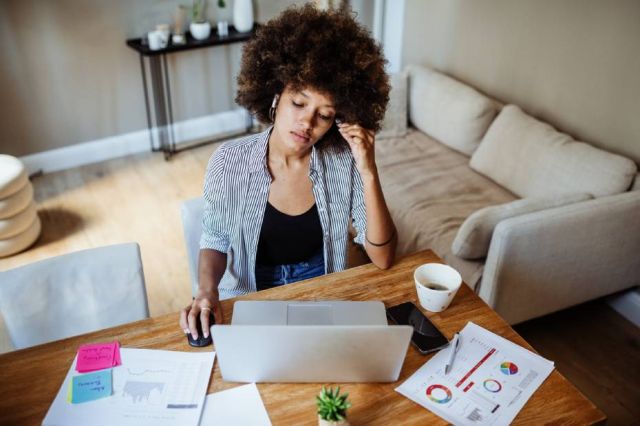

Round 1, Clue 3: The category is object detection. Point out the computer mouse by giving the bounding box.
[187,311,215,347]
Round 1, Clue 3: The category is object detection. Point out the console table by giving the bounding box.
[0,249,605,425]
[126,26,258,159]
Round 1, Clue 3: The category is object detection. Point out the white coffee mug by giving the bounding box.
[414,263,462,312]
[148,30,168,50]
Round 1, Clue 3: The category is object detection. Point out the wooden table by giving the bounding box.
[0,250,605,425]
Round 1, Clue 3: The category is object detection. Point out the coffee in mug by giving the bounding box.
[414,263,462,312]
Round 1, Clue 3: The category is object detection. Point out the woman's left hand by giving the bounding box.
[337,122,377,178]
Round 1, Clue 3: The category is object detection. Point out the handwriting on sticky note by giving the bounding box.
[70,369,112,404]
[76,341,121,373]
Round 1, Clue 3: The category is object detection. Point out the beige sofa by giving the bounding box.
[375,65,640,324]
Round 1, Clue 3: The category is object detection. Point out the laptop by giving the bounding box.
[210,301,413,383]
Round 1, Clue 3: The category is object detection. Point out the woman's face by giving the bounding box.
[272,85,336,154]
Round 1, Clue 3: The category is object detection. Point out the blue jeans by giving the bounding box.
[255,250,325,291]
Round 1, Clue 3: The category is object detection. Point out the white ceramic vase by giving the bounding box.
[233,0,254,32]
[189,21,211,40]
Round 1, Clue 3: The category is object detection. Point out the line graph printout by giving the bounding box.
[396,322,554,425]
[43,349,215,426]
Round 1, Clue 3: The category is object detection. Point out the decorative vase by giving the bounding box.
[233,0,254,32]
[189,21,211,40]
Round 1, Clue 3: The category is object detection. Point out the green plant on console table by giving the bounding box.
[192,0,207,23]
[317,386,351,425]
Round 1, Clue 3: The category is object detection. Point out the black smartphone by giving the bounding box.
[386,302,449,354]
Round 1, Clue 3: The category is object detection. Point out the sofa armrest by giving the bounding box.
[478,191,640,324]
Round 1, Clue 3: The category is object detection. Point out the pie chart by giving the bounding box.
[483,379,502,392]
[500,361,518,375]
[426,384,452,404]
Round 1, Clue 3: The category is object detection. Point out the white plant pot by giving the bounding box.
[318,416,349,426]
[233,0,254,32]
[190,21,211,40]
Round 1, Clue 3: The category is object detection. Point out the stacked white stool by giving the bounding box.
[0,155,41,257]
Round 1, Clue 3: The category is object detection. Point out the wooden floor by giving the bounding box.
[0,143,219,316]
[515,301,640,426]
[1,144,638,424]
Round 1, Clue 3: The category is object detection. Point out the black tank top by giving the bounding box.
[256,202,324,266]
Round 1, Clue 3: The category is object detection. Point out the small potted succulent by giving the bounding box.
[316,386,351,426]
[189,0,211,40]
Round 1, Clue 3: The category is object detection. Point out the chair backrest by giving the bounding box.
[0,243,149,349]
[180,197,205,297]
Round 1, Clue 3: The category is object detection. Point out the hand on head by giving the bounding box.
[337,121,377,177]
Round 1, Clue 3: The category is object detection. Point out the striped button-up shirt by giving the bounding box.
[200,126,367,299]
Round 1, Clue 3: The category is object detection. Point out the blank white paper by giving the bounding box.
[199,383,272,426]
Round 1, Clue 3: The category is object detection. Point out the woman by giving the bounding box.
[180,4,396,337]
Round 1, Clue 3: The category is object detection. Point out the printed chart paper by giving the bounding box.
[43,349,215,426]
[396,322,554,425]
[199,383,272,425]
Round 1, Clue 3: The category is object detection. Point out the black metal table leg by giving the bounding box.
[138,54,156,151]
[148,55,171,156]
[161,54,177,158]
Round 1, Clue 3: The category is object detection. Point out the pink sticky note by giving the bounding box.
[76,342,117,373]
[113,341,122,367]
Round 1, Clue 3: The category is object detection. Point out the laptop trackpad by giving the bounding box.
[287,303,333,325]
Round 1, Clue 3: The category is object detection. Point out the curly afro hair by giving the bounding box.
[235,4,390,134]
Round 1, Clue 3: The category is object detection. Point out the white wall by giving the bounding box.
[0,0,378,160]
[0,0,301,157]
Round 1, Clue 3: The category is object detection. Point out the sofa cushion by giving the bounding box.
[376,129,516,288]
[377,71,408,139]
[452,193,593,260]
[408,65,498,156]
[470,105,638,198]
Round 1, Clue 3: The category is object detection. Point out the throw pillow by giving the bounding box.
[451,193,593,260]
[469,105,637,198]
[377,71,408,139]
[407,65,498,156]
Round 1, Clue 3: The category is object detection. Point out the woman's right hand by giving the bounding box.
[179,289,223,339]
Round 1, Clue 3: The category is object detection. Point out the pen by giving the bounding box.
[445,333,461,375]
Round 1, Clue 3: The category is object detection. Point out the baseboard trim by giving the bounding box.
[20,109,249,175]
[606,287,640,327]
